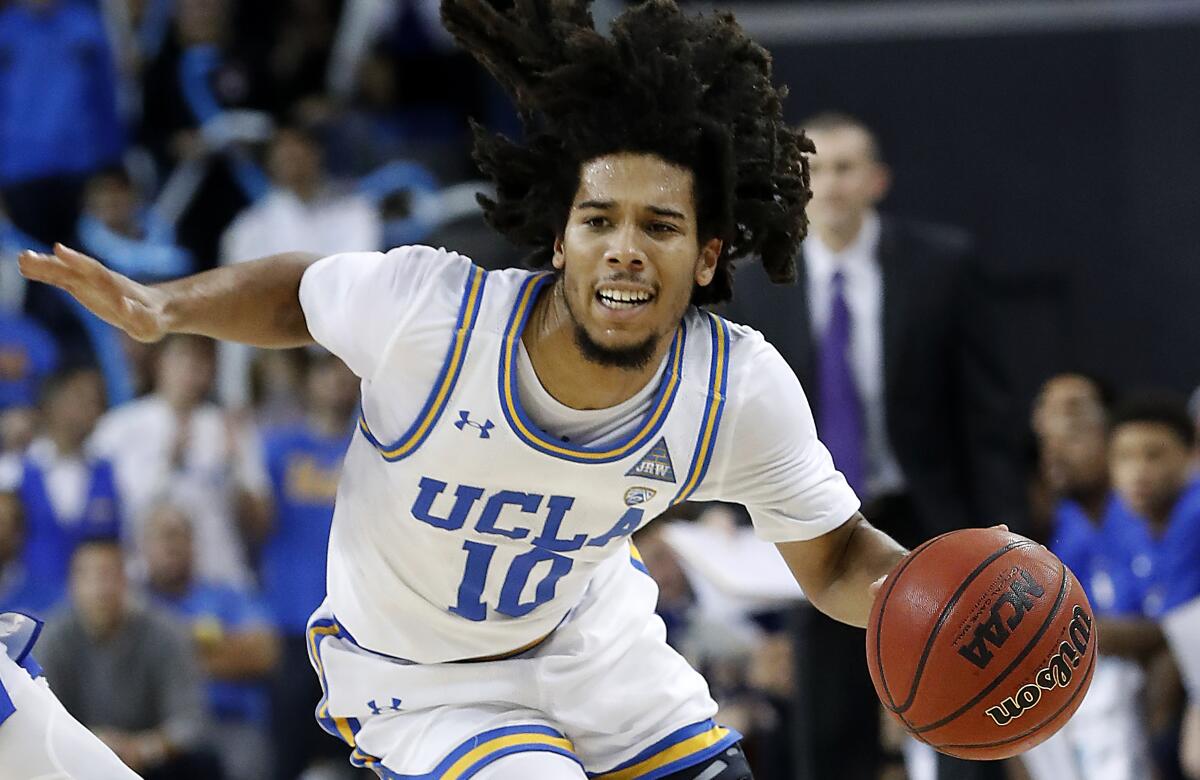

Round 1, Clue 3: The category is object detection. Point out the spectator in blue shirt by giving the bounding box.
[5,366,119,619]
[1027,374,1166,780]
[0,311,59,414]
[1108,392,1200,778]
[256,349,356,780]
[0,487,63,615]
[144,501,279,780]
[0,0,125,245]
[78,168,193,284]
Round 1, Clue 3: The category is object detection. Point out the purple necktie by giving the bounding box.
[818,270,866,496]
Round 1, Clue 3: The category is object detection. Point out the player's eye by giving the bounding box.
[648,222,678,234]
[583,216,609,228]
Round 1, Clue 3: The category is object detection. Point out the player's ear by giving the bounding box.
[694,238,721,287]
[552,235,566,270]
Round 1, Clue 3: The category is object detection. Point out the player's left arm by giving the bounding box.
[714,332,907,628]
[775,513,907,628]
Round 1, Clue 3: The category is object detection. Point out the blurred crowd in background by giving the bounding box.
[0,1,1198,779]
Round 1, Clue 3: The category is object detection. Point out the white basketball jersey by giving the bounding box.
[299,246,859,663]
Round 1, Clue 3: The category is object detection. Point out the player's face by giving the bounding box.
[806,126,890,233]
[1109,422,1192,519]
[553,153,720,369]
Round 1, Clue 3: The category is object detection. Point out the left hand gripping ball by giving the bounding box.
[865,527,1097,760]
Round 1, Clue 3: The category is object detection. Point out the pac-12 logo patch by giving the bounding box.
[626,437,676,483]
[624,486,657,506]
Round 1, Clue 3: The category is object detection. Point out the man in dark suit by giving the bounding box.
[724,112,1018,780]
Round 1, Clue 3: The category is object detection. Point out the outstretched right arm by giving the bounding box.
[18,244,317,346]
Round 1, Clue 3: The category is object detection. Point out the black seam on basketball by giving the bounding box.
[910,562,1069,734]
[937,639,1096,751]
[889,539,1039,716]
[873,532,961,710]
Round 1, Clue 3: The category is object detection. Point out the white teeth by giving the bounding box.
[597,287,652,307]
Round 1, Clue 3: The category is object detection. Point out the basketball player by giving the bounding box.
[16,2,910,777]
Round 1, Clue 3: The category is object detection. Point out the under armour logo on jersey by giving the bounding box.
[625,437,676,483]
[454,410,494,438]
[367,698,403,715]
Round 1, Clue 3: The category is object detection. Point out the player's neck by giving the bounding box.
[521,281,671,410]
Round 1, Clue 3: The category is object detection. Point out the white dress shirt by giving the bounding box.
[89,395,268,587]
[217,187,383,407]
[803,211,906,498]
[20,439,93,522]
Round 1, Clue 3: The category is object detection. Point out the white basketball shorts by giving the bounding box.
[305,542,740,779]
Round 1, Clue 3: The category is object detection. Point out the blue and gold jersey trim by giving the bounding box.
[352,725,581,779]
[589,719,741,780]
[499,272,686,463]
[360,265,488,461]
[670,313,730,505]
[629,542,651,577]
[306,619,363,749]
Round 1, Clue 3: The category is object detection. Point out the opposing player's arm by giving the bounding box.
[775,513,907,628]
[18,243,317,346]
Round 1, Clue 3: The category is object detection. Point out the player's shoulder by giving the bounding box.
[317,243,477,285]
[678,308,802,417]
[694,309,792,384]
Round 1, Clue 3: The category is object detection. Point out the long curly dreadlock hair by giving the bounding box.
[440,0,813,306]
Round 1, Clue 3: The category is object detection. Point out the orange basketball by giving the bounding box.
[865,528,1097,760]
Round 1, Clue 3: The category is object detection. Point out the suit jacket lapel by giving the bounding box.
[792,249,816,393]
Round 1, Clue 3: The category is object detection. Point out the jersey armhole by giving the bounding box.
[358,265,488,462]
[669,311,731,505]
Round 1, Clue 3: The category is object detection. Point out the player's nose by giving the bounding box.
[604,223,647,270]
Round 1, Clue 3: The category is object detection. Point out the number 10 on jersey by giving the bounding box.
[449,542,574,620]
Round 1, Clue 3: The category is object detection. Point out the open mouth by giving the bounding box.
[595,286,655,310]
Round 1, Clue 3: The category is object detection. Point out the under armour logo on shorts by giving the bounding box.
[367,698,404,715]
[454,410,495,439]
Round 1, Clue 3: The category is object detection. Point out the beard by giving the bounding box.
[558,271,661,370]
[571,320,658,370]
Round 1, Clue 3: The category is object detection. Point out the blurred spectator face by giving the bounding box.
[0,493,22,564]
[176,0,226,46]
[155,336,215,408]
[1032,375,1108,497]
[0,407,36,454]
[84,172,138,236]
[306,354,358,418]
[69,542,128,636]
[267,129,323,197]
[805,125,890,236]
[144,504,194,593]
[1110,421,1192,520]
[43,368,106,447]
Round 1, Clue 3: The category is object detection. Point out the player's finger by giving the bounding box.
[869,573,888,601]
[991,524,1009,533]
[16,249,69,284]
[53,242,111,278]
